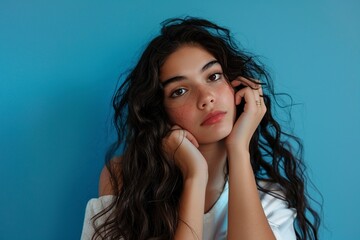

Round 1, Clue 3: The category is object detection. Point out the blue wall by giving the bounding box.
[1,0,359,239]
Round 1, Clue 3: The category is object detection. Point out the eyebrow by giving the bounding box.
[161,60,220,88]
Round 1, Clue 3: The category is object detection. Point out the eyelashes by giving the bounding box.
[170,88,187,98]
[208,73,222,81]
[169,72,223,98]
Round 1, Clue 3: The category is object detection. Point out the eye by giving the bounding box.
[170,88,187,98]
[209,73,222,81]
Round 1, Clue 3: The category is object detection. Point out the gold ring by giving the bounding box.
[255,100,261,106]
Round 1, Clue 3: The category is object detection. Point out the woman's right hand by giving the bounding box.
[162,126,208,181]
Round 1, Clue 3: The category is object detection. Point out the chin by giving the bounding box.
[197,126,233,144]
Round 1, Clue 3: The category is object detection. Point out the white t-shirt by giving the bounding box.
[81,181,296,240]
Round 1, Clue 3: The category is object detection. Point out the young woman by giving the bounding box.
[81,17,320,240]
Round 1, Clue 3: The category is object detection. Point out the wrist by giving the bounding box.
[227,147,250,163]
[226,144,250,156]
[180,156,208,182]
[183,173,208,189]
[225,138,250,152]
[184,162,208,181]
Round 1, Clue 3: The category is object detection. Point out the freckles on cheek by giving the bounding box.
[167,108,187,125]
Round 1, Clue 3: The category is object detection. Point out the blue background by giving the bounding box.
[1,0,359,239]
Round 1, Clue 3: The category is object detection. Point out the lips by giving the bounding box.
[201,111,227,126]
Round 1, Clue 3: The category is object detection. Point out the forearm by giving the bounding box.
[227,149,275,240]
[174,177,207,240]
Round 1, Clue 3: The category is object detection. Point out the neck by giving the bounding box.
[198,140,227,195]
[198,140,227,213]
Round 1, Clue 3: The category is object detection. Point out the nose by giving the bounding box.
[197,85,215,109]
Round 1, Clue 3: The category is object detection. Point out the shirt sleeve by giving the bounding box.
[260,188,297,240]
[80,196,114,240]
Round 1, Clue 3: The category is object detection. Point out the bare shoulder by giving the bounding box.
[98,156,123,197]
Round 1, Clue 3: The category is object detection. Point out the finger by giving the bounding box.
[236,76,262,89]
[231,80,246,105]
[230,79,246,88]
[234,87,258,111]
[253,85,267,116]
[170,125,199,148]
[235,93,243,106]
[234,90,244,105]
[171,125,182,130]
[254,83,266,108]
[243,78,264,108]
[183,130,199,148]
[252,90,262,110]
[252,85,262,108]
[258,83,264,98]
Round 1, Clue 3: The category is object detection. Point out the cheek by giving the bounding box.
[165,105,192,126]
[220,83,236,121]
[219,83,235,104]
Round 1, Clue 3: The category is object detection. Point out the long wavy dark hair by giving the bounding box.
[92,17,321,240]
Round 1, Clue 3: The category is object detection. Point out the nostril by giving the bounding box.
[200,98,215,108]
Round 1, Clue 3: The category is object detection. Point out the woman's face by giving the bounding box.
[160,45,236,144]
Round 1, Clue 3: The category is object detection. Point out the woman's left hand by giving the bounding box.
[225,77,267,151]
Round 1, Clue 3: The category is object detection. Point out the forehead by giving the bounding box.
[159,45,217,81]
